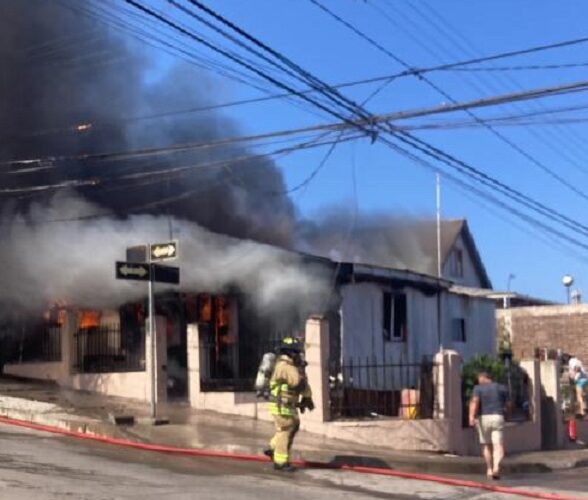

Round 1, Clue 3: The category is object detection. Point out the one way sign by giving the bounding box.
[116,262,150,281]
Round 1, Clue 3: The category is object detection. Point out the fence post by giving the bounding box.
[60,310,77,382]
[145,316,167,409]
[434,350,463,453]
[540,359,565,449]
[304,315,330,423]
[520,359,542,451]
[187,323,201,409]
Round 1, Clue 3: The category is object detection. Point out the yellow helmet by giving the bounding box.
[279,336,302,354]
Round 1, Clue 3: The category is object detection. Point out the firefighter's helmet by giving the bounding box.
[278,336,303,355]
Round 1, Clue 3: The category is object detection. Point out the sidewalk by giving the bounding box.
[1,376,587,475]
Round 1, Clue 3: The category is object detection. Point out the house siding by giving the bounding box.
[443,293,496,359]
[442,233,484,288]
[340,282,496,370]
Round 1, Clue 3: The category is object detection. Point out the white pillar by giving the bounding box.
[304,316,330,423]
[146,316,167,409]
[187,323,201,408]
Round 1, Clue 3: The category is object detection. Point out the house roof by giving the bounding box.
[312,218,492,289]
[450,286,555,307]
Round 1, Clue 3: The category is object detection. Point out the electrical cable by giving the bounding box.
[312,0,588,202]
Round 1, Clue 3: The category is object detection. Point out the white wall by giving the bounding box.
[443,293,496,360]
[340,282,496,373]
[442,233,483,288]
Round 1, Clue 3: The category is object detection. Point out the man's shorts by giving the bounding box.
[576,377,588,389]
[476,414,504,445]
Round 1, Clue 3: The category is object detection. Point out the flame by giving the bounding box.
[198,294,212,322]
[79,309,100,329]
[215,296,229,329]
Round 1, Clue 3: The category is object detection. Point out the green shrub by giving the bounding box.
[462,355,507,405]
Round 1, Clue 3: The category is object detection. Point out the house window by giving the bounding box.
[383,292,407,342]
[450,249,464,278]
[452,318,466,343]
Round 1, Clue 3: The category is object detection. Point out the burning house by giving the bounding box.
[0,2,496,421]
[1,218,496,414]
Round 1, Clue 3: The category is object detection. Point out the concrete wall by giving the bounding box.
[4,361,66,382]
[440,354,543,456]
[2,311,161,405]
[499,304,588,361]
[69,372,149,401]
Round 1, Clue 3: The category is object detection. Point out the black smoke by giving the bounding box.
[0,0,295,246]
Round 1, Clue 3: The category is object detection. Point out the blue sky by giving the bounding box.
[134,0,588,301]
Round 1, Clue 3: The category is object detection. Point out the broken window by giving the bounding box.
[452,318,466,343]
[383,292,407,342]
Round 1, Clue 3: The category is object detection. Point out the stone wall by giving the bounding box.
[498,305,588,361]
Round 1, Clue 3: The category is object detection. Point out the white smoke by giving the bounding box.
[0,194,332,323]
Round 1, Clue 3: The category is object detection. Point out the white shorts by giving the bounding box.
[476,414,504,445]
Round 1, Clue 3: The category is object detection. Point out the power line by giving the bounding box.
[6,78,588,171]
[168,0,588,247]
[0,131,361,196]
[36,0,588,254]
[401,1,588,179]
[312,0,588,204]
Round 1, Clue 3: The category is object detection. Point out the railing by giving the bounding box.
[505,365,531,421]
[330,357,437,420]
[199,339,283,392]
[74,325,145,373]
[4,324,62,364]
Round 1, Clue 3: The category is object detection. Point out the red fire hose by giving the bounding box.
[0,415,583,500]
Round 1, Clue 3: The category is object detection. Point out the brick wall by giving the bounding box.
[497,305,588,362]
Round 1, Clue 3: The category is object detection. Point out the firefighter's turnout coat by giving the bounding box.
[267,354,312,465]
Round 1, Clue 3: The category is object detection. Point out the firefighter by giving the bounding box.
[264,337,314,471]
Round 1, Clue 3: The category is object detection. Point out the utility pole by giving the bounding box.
[436,173,442,279]
[148,262,157,419]
[436,173,443,351]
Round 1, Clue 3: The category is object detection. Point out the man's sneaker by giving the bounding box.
[274,462,296,472]
[263,448,274,459]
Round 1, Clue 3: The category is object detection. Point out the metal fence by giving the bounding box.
[74,325,145,373]
[505,365,532,421]
[330,357,437,419]
[4,324,62,364]
[199,338,283,392]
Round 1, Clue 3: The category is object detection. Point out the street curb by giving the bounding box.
[0,404,582,476]
[0,414,581,500]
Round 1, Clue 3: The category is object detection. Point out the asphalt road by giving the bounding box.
[0,423,586,499]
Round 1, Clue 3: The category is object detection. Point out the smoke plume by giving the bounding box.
[297,210,438,276]
[0,0,295,246]
[0,1,440,327]
[0,193,331,327]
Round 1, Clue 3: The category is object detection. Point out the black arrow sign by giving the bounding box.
[116,262,179,284]
[116,262,150,281]
[150,241,178,262]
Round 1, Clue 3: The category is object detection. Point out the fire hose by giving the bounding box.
[0,415,582,500]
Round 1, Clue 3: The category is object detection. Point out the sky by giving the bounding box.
[72,1,588,301]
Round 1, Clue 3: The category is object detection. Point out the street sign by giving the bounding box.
[150,240,178,262]
[115,241,179,422]
[126,245,148,263]
[116,262,150,281]
[152,264,180,285]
